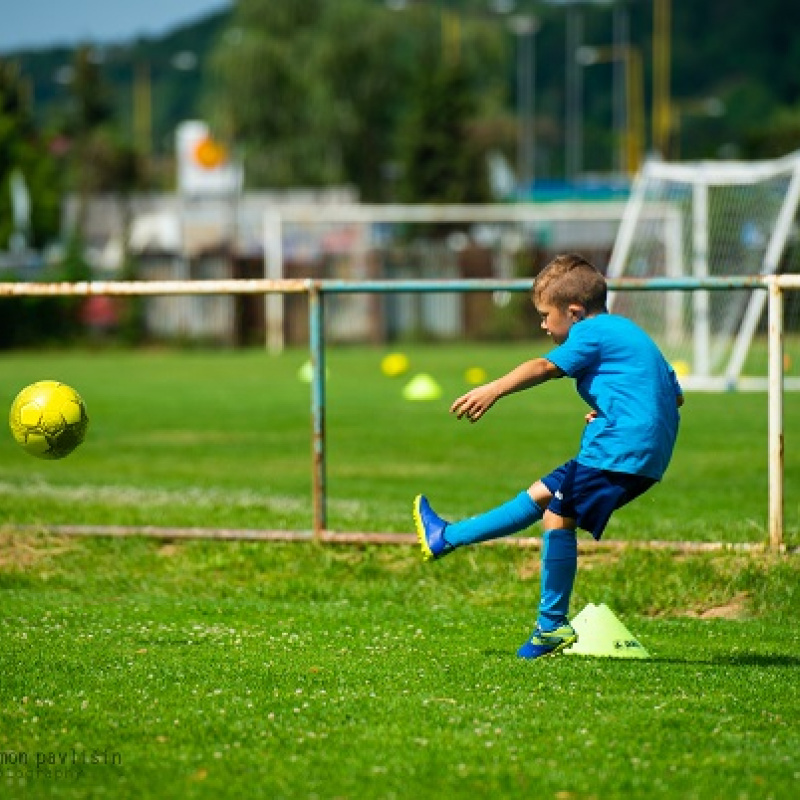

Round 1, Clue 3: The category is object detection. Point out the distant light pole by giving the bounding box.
[611,3,629,175]
[652,0,672,158]
[577,43,644,176]
[546,0,630,179]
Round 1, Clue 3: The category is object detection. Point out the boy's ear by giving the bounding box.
[567,303,586,321]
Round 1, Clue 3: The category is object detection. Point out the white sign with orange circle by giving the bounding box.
[176,120,242,196]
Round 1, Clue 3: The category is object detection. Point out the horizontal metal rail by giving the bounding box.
[12,524,783,553]
[1,275,796,297]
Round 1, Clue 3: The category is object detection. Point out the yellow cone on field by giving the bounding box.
[297,361,313,383]
[671,359,691,379]
[402,373,442,401]
[565,603,650,659]
[464,366,488,385]
[297,361,329,383]
[381,352,410,377]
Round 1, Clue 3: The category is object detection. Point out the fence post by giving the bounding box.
[308,284,327,538]
[767,276,784,550]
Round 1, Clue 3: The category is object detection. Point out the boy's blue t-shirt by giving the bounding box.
[544,313,682,480]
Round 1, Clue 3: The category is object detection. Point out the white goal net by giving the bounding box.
[608,152,800,389]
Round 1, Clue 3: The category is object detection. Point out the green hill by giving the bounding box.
[3,1,800,189]
[7,9,230,156]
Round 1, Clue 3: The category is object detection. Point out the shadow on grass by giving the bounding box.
[480,651,800,667]
[710,652,800,667]
[653,653,800,667]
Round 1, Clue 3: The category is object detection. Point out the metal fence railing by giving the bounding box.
[2,274,798,550]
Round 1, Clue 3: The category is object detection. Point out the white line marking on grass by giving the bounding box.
[0,479,370,518]
[0,480,305,513]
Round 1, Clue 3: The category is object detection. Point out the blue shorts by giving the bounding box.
[541,460,656,540]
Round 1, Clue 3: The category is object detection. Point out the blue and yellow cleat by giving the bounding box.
[517,623,578,659]
[413,495,455,561]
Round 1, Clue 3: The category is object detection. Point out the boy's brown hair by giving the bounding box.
[533,253,607,314]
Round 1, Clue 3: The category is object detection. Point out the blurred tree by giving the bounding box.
[743,106,800,160]
[60,47,147,268]
[69,47,114,135]
[207,0,342,187]
[314,0,417,201]
[63,46,115,237]
[12,1,800,183]
[399,57,491,204]
[0,59,60,248]
[208,0,502,200]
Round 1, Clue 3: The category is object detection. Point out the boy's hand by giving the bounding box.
[450,383,500,423]
[450,359,561,423]
[585,410,598,423]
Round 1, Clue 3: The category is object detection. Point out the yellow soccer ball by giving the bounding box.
[8,380,89,460]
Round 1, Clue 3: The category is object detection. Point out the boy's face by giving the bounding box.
[536,301,585,345]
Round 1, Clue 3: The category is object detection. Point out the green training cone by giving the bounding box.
[402,373,442,401]
[565,603,650,659]
[297,361,313,383]
[297,361,329,383]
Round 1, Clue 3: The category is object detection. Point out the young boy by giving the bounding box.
[413,253,684,659]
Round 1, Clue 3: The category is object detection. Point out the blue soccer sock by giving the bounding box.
[444,491,544,548]
[536,528,578,631]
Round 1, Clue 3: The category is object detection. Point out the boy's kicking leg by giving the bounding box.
[413,482,552,561]
[414,495,579,658]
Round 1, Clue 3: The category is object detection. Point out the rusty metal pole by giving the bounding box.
[308,283,327,539]
[767,277,784,550]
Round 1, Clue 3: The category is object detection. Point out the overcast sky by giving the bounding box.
[0,0,233,53]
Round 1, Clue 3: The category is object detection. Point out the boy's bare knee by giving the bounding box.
[543,509,577,531]
[527,481,552,507]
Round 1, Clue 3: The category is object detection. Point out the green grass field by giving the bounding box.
[2,346,800,799]
[1,345,798,541]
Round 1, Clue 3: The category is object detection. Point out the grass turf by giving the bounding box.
[1,536,799,799]
[0,345,798,543]
[1,346,799,798]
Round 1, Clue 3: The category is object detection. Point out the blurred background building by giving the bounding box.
[2,1,800,347]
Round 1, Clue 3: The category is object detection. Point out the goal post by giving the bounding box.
[608,152,800,390]
[261,202,630,353]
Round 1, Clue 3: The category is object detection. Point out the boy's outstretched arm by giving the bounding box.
[451,358,564,422]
